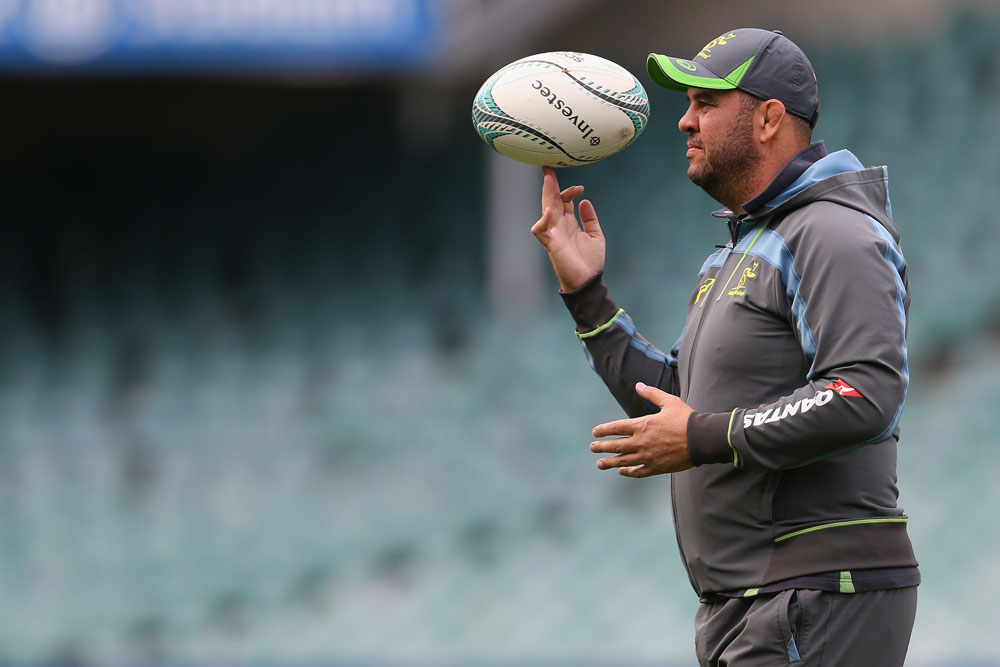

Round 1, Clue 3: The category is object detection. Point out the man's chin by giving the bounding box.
[687,167,727,203]
[687,166,707,187]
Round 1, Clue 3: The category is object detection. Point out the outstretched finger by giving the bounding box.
[596,453,642,470]
[592,418,637,438]
[590,438,637,455]
[578,199,601,234]
[541,167,562,211]
[560,184,584,202]
[619,465,652,478]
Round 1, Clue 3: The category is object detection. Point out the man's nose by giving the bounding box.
[678,104,697,134]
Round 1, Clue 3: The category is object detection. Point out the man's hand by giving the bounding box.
[531,166,605,292]
[591,382,695,478]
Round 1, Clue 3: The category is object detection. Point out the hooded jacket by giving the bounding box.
[561,145,918,597]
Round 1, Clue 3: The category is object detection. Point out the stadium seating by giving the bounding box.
[1,8,999,665]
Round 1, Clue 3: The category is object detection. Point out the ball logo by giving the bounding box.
[531,79,596,141]
[590,136,601,146]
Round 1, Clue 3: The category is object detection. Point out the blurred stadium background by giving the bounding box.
[1,0,999,665]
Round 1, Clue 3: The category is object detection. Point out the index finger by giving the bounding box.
[541,167,562,211]
[592,418,637,438]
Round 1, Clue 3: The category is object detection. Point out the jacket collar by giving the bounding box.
[744,140,828,216]
[711,141,828,225]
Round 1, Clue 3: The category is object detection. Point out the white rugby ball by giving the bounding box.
[472,51,650,167]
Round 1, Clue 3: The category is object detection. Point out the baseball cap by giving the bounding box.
[647,28,819,127]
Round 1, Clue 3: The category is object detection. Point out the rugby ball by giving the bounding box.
[472,51,650,167]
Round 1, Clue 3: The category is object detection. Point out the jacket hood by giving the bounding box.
[750,149,900,242]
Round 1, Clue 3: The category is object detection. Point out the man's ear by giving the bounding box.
[758,99,787,143]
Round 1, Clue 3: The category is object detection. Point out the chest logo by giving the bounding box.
[694,278,715,305]
[728,261,759,296]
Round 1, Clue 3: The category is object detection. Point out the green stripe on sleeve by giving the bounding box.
[576,308,625,340]
[727,409,740,468]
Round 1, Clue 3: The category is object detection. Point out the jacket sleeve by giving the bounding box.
[560,272,682,418]
[688,205,910,470]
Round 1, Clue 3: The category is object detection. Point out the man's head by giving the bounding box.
[678,89,761,207]
[648,28,819,129]
[647,29,819,210]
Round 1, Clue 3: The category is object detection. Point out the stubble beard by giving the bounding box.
[687,112,762,210]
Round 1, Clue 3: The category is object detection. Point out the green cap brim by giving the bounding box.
[646,53,752,92]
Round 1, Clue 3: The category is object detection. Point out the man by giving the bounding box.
[531,29,918,666]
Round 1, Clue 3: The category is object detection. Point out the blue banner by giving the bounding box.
[0,0,439,73]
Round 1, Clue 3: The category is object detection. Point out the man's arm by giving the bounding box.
[532,168,692,478]
[560,272,682,414]
[532,168,683,413]
[562,275,693,477]
[686,205,909,470]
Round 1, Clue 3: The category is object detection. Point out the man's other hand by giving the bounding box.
[590,382,695,478]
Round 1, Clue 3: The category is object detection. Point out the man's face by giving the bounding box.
[677,89,761,206]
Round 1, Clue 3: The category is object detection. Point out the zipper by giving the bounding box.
[684,216,772,391]
[727,216,740,246]
[684,218,739,390]
[714,223,770,302]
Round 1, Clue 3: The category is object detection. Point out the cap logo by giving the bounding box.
[677,59,698,72]
[697,31,736,59]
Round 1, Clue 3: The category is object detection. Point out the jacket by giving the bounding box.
[560,146,918,596]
